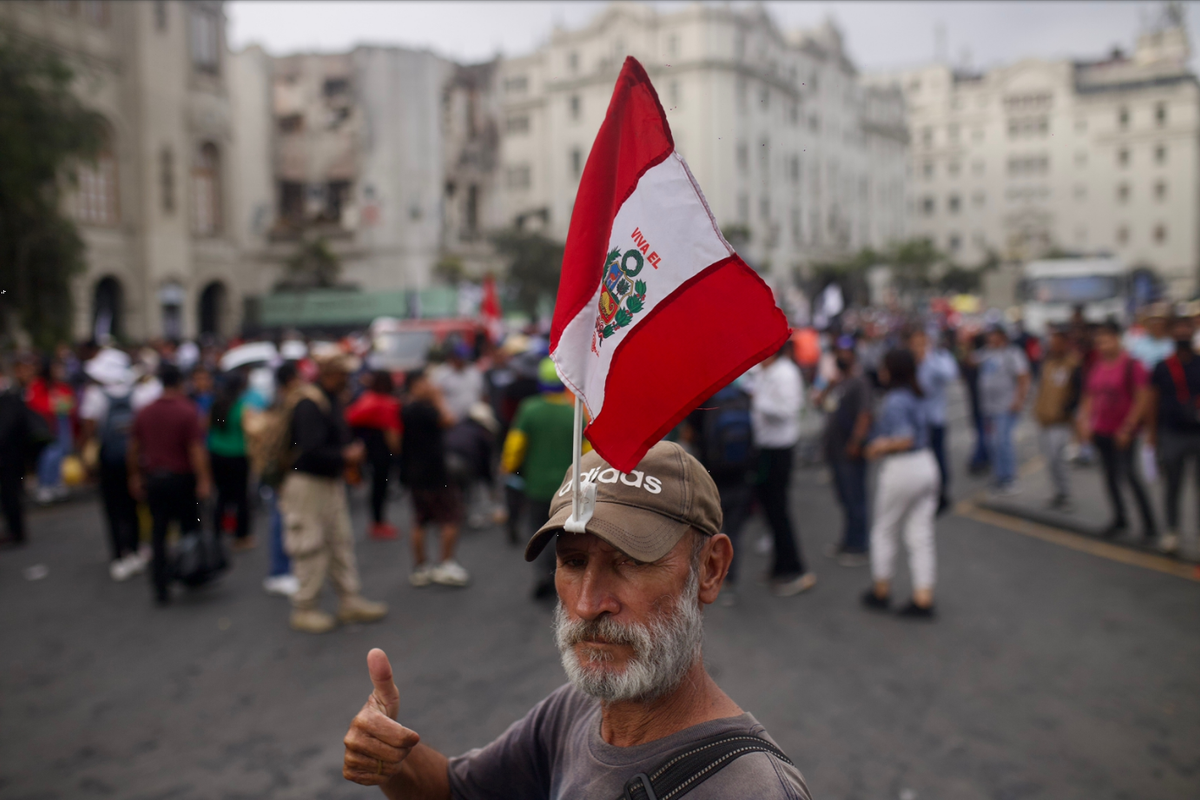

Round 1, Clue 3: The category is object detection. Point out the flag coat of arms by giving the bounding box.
[551,56,790,473]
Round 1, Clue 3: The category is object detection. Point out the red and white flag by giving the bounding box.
[551,57,789,472]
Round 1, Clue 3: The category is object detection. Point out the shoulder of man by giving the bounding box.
[688,748,811,800]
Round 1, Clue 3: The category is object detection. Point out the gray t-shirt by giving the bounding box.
[448,684,811,800]
[977,345,1030,417]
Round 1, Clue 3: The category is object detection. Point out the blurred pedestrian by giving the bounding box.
[500,358,580,599]
[208,371,254,551]
[957,332,991,475]
[862,348,939,619]
[401,370,470,588]
[817,336,872,566]
[346,370,402,540]
[1146,311,1200,556]
[430,339,483,422]
[1033,329,1083,510]
[79,349,144,580]
[127,364,212,606]
[683,379,758,604]
[977,327,1031,494]
[445,402,498,530]
[1126,304,1173,372]
[0,360,32,547]
[1078,321,1157,541]
[28,357,76,503]
[750,340,815,596]
[280,346,387,633]
[190,365,215,425]
[908,327,958,512]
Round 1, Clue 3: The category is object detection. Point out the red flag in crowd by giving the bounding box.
[550,57,789,472]
[480,274,503,344]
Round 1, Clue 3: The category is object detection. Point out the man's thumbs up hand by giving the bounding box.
[344,648,421,787]
[368,647,401,720]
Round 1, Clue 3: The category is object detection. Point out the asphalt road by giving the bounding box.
[2,402,1198,800]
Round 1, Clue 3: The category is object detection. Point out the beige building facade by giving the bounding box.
[496,2,908,288]
[1,0,246,341]
[870,9,1200,297]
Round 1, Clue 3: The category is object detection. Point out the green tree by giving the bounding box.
[492,228,564,317]
[277,236,341,290]
[0,35,106,349]
[888,237,942,292]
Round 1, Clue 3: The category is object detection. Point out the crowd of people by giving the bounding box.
[0,300,1195,633]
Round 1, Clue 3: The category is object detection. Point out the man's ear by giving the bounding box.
[697,533,732,605]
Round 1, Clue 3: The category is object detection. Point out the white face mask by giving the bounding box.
[553,570,704,704]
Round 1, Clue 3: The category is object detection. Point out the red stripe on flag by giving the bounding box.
[550,57,675,353]
[585,256,789,472]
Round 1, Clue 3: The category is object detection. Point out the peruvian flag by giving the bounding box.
[551,57,789,472]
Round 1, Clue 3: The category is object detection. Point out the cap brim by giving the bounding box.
[523,500,693,563]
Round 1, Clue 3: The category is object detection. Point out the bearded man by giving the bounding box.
[342,441,811,799]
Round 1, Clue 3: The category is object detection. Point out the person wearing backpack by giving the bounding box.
[79,349,145,581]
[501,358,586,600]
[679,380,756,606]
[342,442,811,800]
[1033,328,1083,510]
[1077,321,1158,542]
[1145,311,1200,555]
[817,336,873,566]
[127,364,213,605]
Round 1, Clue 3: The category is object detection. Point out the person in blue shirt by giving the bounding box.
[908,327,959,513]
[862,348,940,619]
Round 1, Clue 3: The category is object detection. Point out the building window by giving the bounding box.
[82,0,108,26]
[948,233,961,252]
[922,197,935,216]
[948,160,960,177]
[922,161,933,179]
[506,165,531,190]
[736,142,748,174]
[191,142,221,235]
[737,194,749,223]
[504,75,528,94]
[948,123,959,142]
[1117,183,1129,203]
[948,194,961,214]
[1154,224,1167,244]
[1117,148,1129,167]
[190,7,220,74]
[155,0,167,31]
[279,114,303,134]
[667,34,680,58]
[759,195,770,221]
[160,147,174,214]
[1118,106,1129,129]
[922,127,933,146]
[759,85,769,110]
[972,191,986,208]
[77,132,118,227]
[1075,118,1087,133]
[1116,225,1129,246]
[1155,144,1167,164]
[505,115,530,135]
[971,160,984,176]
[1156,103,1167,127]
[570,148,582,180]
[569,94,581,121]
[789,156,799,183]
[972,128,984,142]
[1155,181,1167,201]
[568,51,579,73]
[669,81,680,108]
[1075,151,1087,167]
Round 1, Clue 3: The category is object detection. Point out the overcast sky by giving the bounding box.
[228,1,1200,74]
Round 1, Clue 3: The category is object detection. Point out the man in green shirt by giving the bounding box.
[501,358,586,599]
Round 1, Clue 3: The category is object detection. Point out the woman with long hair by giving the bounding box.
[862,347,941,619]
[208,370,254,550]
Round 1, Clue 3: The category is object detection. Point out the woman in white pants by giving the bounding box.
[863,348,941,619]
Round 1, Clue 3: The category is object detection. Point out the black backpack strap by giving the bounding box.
[618,732,794,800]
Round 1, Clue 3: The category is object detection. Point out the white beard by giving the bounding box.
[553,571,704,704]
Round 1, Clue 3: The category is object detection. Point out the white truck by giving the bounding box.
[1021,257,1129,335]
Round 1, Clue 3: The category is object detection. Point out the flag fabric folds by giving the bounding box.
[550,56,790,473]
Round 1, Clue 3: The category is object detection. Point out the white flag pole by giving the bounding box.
[563,393,595,534]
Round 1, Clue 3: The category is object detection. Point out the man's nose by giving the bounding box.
[570,563,620,620]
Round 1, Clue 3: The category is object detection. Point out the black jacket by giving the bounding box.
[290,387,350,478]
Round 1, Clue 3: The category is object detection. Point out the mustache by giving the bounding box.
[555,613,652,656]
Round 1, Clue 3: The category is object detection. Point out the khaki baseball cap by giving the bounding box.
[524,441,723,563]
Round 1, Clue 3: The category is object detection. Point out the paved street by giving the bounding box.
[2,403,1199,800]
